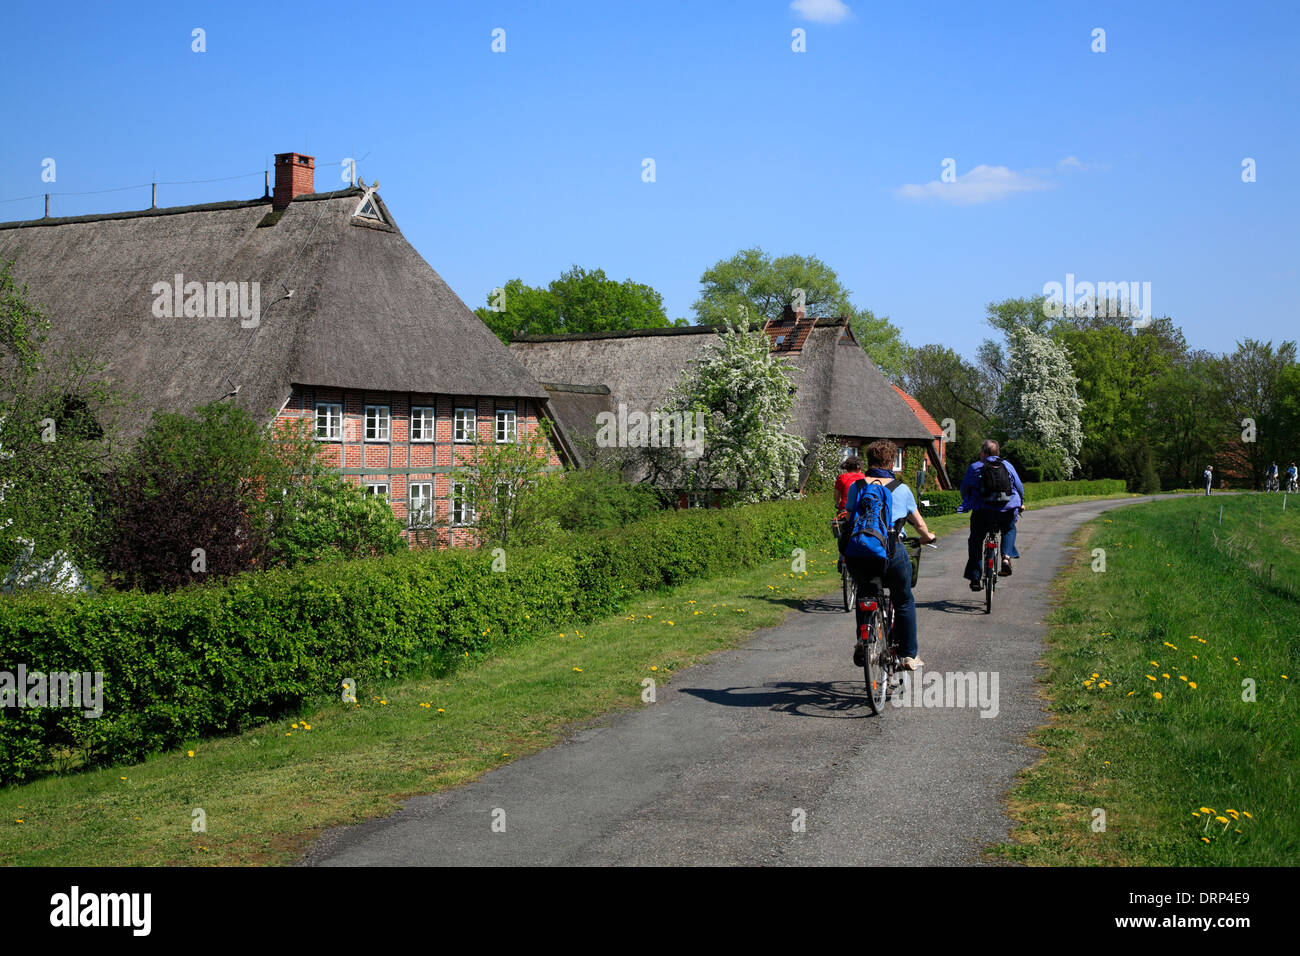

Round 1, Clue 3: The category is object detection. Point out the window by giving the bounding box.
[840,444,859,461]
[454,407,476,443]
[496,409,517,443]
[894,447,905,471]
[316,403,342,440]
[365,481,388,499]
[364,405,390,441]
[687,492,708,509]
[411,406,435,442]
[451,482,475,526]
[409,482,434,528]
[495,481,513,518]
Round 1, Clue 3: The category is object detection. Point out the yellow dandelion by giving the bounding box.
[667,621,674,626]
[1164,642,1178,649]
[1091,673,1099,678]
[1146,675,1157,681]
[1215,816,1228,823]
[1150,661,1159,666]
[1199,807,1211,813]
[380,700,387,705]
[1242,811,1252,819]
[650,666,658,671]
[573,667,582,673]
[1127,691,1135,696]
[1179,675,1188,681]
[437,708,444,713]
[187,750,195,758]
[1201,837,1210,843]
[1188,682,1197,689]
[1192,811,1200,817]
[1153,692,1162,699]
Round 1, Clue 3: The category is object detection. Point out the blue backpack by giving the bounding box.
[843,478,900,562]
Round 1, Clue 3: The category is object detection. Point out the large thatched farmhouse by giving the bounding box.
[0,153,562,543]
[509,307,950,492]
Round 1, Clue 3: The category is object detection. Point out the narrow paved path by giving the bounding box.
[302,496,1170,867]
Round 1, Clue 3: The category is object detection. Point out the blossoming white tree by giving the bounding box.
[650,319,806,503]
[995,325,1084,479]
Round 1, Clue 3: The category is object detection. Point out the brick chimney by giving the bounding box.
[272,152,315,209]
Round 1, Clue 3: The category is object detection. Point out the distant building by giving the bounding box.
[510,307,936,494]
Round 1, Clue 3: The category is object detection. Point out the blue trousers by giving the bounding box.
[966,509,1015,583]
[846,546,917,659]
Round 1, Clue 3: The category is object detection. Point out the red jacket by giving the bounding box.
[834,471,866,510]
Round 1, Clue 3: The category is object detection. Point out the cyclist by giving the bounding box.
[833,455,866,564]
[842,440,936,671]
[1288,461,1298,493]
[1266,461,1279,491]
[957,439,1025,592]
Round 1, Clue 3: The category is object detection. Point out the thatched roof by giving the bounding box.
[510,319,932,456]
[538,382,616,469]
[0,188,547,444]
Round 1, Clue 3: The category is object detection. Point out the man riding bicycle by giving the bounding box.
[1288,461,1298,492]
[842,440,936,671]
[957,439,1025,592]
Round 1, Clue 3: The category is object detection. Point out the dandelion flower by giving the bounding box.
[1153,692,1163,699]
[1146,675,1157,681]
[1201,837,1210,843]
[573,667,582,673]
[1215,816,1228,823]
[187,750,195,758]
[437,708,444,713]
[1188,682,1197,689]
[650,666,658,671]
[1242,812,1252,819]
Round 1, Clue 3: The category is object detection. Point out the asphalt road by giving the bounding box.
[302,496,1166,867]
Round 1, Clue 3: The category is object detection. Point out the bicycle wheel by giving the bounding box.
[863,611,887,715]
[984,538,995,614]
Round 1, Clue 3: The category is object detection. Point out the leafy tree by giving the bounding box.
[902,343,991,483]
[994,325,1084,480]
[650,320,805,503]
[1149,351,1229,489]
[0,256,121,576]
[1215,339,1298,487]
[454,421,562,548]
[692,247,910,380]
[475,266,677,342]
[536,465,662,532]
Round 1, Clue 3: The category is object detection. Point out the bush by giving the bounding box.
[917,479,1127,518]
[538,465,662,533]
[0,494,830,785]
[268,476,407,566]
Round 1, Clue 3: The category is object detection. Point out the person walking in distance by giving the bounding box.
[1204,464,1213,496]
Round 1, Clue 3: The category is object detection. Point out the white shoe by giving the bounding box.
[900,656,924,671]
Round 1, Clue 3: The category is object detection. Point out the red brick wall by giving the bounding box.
[275,386,562,547]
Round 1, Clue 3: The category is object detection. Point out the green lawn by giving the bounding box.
[990,493,1299,865]
[0,491,1131,867]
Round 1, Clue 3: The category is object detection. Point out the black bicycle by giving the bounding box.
[981,529,1001,614]
[857,574,899,715]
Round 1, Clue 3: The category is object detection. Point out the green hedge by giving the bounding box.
[0,495,830,785]
[918,478,1127,517]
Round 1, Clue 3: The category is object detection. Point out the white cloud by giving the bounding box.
[1058,155,1086,171]
[790,0,852,24]
[895,164,1054,205]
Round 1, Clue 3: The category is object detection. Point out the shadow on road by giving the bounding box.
[914,597,986,615]
[681,681,878,719]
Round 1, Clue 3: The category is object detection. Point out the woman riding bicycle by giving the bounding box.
[842,440,936,671]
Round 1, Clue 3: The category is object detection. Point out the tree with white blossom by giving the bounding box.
[648,318,805,503]
[995,325,1084,479]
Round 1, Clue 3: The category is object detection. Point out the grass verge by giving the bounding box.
[988,493,1298,865]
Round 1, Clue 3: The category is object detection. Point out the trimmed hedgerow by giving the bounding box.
[917,478,1127,517]
[0,494,830,785]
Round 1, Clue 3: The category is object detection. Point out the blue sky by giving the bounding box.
[3,0,1297,360]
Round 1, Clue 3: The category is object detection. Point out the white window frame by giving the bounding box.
[364,481,389,500]
[496,409,517,444]
[840,444,859,461]
[364,405,391,442]
[408,482,434,528]
[894,447,905,471]
[451,481,476,526]
[410,406,436,442]
[454,407,476,443]
[315,403,342,441]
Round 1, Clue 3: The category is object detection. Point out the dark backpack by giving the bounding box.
[843,478,900,562]
[978,458,1013,507]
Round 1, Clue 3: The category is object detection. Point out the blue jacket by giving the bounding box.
[958,456,1024,513]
